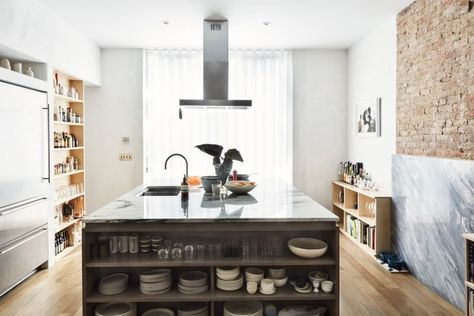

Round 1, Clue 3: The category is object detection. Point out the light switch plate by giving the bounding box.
[119,153,133,161]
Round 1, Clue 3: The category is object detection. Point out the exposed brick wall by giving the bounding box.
[396,0,474,159]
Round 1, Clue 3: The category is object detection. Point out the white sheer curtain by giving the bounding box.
[144,49,292,183]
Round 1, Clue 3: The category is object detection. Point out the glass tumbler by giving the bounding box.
[172,242,183,260]
[196,241,205,258]
[157,245,170,260]
[118,233,128,253]
[108,234,118,255]
[128,233,139,254]
[184,243,195,260]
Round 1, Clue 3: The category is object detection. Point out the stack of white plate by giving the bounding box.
[177,303,209,316]
[151,236,163,252]
[178,271,208,294]
[223,301,263,316]
[139,269,172,295]
[98,273,129,295]
[95,302,136,316]
[140,235,152,253]
[142,308,175,316]
[216,267,243,291]
[244,268,264,283]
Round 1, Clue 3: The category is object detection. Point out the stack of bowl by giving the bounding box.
[223,301,263,316]
[244,267,264,294]
[267,267,288,288]
[177,303,209,316]
[139,269,172,295]
[321,280,334,293]
[178,271,209,294]
[216,267,243,291]
[95,302,136,316]
[151,236,163,252]
[98,273,129,295]
[139,235,151,253]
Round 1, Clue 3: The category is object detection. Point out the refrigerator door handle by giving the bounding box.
[0,196,47,215]
[42,104,50,183]
[0,228,48,255]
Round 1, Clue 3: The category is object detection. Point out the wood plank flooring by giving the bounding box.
[0,234,463,315]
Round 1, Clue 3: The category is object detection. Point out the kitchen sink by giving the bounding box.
[138,186,181,196]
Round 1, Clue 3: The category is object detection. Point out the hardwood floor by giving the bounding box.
[0,234,463,316]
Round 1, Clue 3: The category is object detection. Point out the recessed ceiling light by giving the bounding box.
[263,21,271,26]
[162,20,170,25]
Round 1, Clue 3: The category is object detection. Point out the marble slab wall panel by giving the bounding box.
[392,154,474,310]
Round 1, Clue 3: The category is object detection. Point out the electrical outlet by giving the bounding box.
[119,153,133,161]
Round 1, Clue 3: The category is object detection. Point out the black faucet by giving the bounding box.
[164,153,188,179]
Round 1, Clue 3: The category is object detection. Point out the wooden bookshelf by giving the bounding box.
[331,181,391,257]
[52,71,85,261]
[465,234,474,316]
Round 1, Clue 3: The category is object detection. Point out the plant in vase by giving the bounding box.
[195,144,243,185]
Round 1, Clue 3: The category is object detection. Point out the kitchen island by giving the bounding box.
[82,180,339,316]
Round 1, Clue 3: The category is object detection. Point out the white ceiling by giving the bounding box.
[38,0,413,49]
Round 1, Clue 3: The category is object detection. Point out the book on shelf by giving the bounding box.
[346,215,376,250]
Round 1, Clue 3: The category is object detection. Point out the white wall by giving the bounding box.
[293,50,348,208]
[85,49,143,211]
[0,0,100,85]
[347,17,397,193]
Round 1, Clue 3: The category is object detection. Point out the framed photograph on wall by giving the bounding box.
[356,97,381,137]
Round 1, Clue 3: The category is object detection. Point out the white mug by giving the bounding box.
[13,63,22,73]
[0,58,11,70]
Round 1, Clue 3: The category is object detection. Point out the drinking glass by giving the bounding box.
[196,241,205,258]
[241,239,250,259]
[108,234,118,255]
[250,239,258,258]
[184,243,195,260]
[128,233,139,254]
[157,244,170,260]
[118,233,128,253]
[172,242,183,260]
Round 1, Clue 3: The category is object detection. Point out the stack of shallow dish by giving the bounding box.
[216,267,243,291]
[98,273,129,295]
[139,269,172,295]
[139,235,152,253]
[177,303,209,316]
[95,302,136,316]
[178,271,208,294]
[223,301,263,316]
[244,268,264,283]
[142,308,175,316]
[151,236,163,252]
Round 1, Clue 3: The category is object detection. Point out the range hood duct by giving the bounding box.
[179,19,252,108]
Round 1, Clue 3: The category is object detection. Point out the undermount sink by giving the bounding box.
[138,186,181,196]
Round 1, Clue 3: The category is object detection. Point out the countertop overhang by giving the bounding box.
[84,179,339,224]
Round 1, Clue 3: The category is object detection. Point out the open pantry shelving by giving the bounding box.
[52,71,86,261]
[331,181,391,258]
[465,234,474,316]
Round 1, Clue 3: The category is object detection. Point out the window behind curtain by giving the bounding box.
[143,49,293,183]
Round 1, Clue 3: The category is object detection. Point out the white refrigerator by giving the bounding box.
[0,78,49,296]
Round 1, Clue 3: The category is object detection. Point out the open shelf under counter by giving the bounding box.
[53,121,84,127]
[86,253,337,268]
[54,170,84,178]
[86,284,336,304]
[54,93,83,103]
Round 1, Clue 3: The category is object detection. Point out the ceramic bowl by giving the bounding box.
[272,276,288,287]
[260,278,275,293]
[308,271,328,283]
[201,176,221,193]
[224,181,257,194]
[288,238,328,258]
[246,281,258,294]
[267,267,286,279]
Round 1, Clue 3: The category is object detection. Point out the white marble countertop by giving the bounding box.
[84,179,339,224]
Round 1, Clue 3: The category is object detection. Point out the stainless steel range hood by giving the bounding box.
[179,19,252,108]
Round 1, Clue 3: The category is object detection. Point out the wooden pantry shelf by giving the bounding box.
[53,121,84,127]
[55,217,82,233]
[333,202,376,227]
[54,170,84,178]
[55,193,84,205]
[55,242,81,261]
[332,180,390,199]
[54,93,83,103]
[466,281,474,291]
[86,253,337,268]
[341,229,375,257]
[54,146,84,152]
